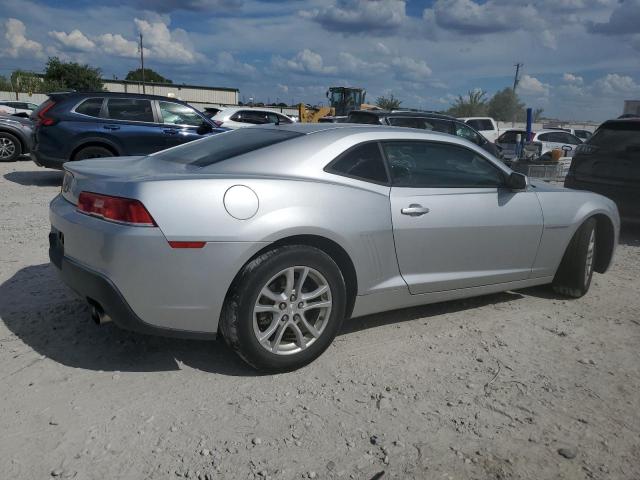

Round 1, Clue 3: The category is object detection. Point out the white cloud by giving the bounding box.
[272,49,337,75]
[391,56,432,81]
[563,73,583,84]
[134,18,198,63]
[2,18,43,58]
[592,73,640,96]
[301,0,407,35]
[97,33,141,58]
[49,29,95,51]
[215,51,255,76]
[338,51,387,74]
[518,74,550,96]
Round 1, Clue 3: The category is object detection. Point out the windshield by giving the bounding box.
[153,128,304,167]
[589,122,640,153]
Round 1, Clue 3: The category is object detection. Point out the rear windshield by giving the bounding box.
[347,112,382,125]
[466,119,494,131]
[589,122,640,153]
[152,128,304,167]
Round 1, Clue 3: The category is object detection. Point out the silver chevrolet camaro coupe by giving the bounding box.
[49,123,620,371]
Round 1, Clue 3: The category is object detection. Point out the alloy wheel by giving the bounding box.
[0,137,16,159]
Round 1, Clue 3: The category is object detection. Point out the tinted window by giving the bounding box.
[454,123,483,145]
[106,98,154,122]
[589,122,640,153]
[388,117,426,129]
[538,132,556,142]
[382,141,504,188]
[347,112,382,125]
[231,110,269,124]
[75,98,104,117]
[153,128,303,167]
[562,133,582,144]
[159,101,202,126]
[498,131,524,143]
[277,114,293,124]
[327,142,388,184]
[466,119,494,131]
[424,119,452,134]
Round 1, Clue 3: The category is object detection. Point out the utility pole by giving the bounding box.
[139,33,145,94]
[513,63,522,92]
[512,62,523,127]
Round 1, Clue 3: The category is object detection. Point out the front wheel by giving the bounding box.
[0,132,21,162]
[220,245,346,372]
[552,218,597,298]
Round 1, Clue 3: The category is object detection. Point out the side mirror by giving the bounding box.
[506,172,527,191]
[197,121,213,135]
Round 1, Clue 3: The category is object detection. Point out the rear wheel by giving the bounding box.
[73,145,114,161]
[220,245,346,372]
[552,218,597,298]
[0,132,21,162]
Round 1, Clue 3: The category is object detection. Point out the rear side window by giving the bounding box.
[75,98,104,117]
[347,112,382,125]
[466,119,494,131]
[153,128,304,167]
[326,142,389,184]
[106,98,154,122]
[589,122,640,153]
[498,131,522,143]
[231,110,268,124]
[454,122,483,145]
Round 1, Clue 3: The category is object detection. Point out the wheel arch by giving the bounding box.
[70,139,120,160]
[223,234,358,323]
[593,213,616,273]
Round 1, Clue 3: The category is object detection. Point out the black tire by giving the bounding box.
[220,245,347,372]
[552,218,597,298]
[0,132,22,162]
[73,145,114,161]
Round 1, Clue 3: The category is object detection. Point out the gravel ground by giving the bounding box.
[1,159,639,480]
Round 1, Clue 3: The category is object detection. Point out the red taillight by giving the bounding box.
[37,100,57,126]
[168,241,206,249]
[77,192,156,226]
[212,120,223,127]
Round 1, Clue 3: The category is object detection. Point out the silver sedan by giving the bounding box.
[49,124,620,371]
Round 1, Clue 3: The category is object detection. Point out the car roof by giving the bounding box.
[348,109,456,121]
[217,106,293,116]
[48,91,193,103]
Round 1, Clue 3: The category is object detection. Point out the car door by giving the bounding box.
[103,98,166,155]
[384,140,543,294]
[157,100,212,148]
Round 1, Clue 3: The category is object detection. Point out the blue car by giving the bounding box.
[30,92,228,169]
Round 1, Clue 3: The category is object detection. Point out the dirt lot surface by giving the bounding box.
[1,159,639,480]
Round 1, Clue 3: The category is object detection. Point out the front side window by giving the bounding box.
[466,119,493,131]
[498,131,520,143]
[106,98,154,122]
[159,101,202,126]
[326,142,388,184]
[382,141,504,188]
[454,123,483,145]
[75,98,104,117]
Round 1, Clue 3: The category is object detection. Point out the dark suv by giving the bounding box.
[565,118,639,223]
[345,110,501,157]
[30,92,227,169]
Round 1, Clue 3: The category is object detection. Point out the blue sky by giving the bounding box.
[1,0,640,121]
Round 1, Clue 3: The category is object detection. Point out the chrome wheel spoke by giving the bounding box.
[260,285,285,302]
[271,322,288,353]
[284,267,295,297]
[258,314,282,343]
[294,266,309,297]
[303,300,332,311]
[291,322,307,350]
[299,313,320,338]
[255,304,280,313]
[301,284,328,301]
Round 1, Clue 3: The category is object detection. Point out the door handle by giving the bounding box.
[103,124,120,131]
[163,128,178,135]
[401,204,430,216]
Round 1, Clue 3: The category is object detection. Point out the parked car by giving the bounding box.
[0,114,33,161]
[458,117,500,142]
[0,100,40,116]
[30,92,228,170]
[565,118,640,223]
[210,107,295,129]
[523,129,583,160]
[346,110,501,157]
[49,123,619,371]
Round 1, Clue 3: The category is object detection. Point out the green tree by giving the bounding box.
[446,89,487,117]
[376,94,402,110]
[10,70,44,94]
[487,88,525,122]
[0,75,12,91]
[44,57,103,91]
[125,68,172,84]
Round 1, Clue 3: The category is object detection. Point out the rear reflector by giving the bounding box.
[168,241,206,249]
[77,191,156,226]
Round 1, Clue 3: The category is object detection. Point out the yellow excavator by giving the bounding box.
[298,86,376,123]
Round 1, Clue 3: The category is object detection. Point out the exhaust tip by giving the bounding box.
[89,302,112,325]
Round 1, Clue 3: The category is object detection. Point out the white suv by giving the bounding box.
[211,107,294,129]
[458,117,499,142]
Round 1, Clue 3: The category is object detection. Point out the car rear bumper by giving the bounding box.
[49,194,267,337]
[565,175,640,223]
[31,151,67,169]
